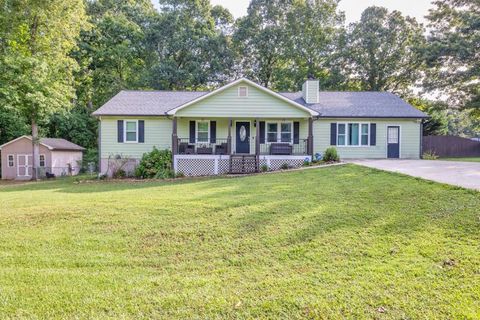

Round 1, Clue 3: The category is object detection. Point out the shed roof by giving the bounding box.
[0,136,85,151]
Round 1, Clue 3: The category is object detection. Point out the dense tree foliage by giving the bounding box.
[146,0,235,90]
[344,6,426,95]
[0,0,478,173]
[426,0,479,110]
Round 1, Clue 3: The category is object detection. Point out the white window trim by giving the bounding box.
[238,86,248,97]
[7,154,14,167]
[124,120,139,143]
[265,121,293,144]
[196,120,210,143]
[39,154,46,167]
[337,122,370,147]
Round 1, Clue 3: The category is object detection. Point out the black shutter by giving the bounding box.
[330,123,337,145]
[189,121,196,143]
[370,123,376,146]
[117,120,124,143]
[259,121,265,144]
[293,122,300,144]
[138,120,145,143]
[210,121,216,143]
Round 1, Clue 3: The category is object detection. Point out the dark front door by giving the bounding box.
[236,122,250,154]
[387,126,400,158]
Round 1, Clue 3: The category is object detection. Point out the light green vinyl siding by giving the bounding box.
[313,119,421,159]
[100,117,172,159]
[177,118,309,155]
[175,84,310,118]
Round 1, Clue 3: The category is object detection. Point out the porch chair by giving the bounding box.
[179,142,195,154]
[215,143,228,155]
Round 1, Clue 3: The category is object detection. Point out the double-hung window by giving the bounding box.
[348,123,359,145]
[7,155,14,167]
[39,155,45,167]
[266,122,292,143]
[337,124,346,145]
[267,123,278,142]
[338,123,369,146]
[196,121,209,143]
[280,123,292,142]
[361,124,369,145]
[125,120,138,143]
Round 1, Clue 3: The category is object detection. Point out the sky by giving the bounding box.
[206,0,435,24]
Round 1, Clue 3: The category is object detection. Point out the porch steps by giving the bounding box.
[229,155,258,174]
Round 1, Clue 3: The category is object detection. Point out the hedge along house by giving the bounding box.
[0,136,85,180]
[93,78,427,176]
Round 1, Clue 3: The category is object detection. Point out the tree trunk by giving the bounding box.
[31,119,40,181]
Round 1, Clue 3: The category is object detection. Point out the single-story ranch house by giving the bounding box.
[93,78,427,176]
[0,136,85,180]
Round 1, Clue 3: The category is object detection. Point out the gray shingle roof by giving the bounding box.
[280,91,427,118]
[40,138,85,151]
[92,89,427,118]
[92,90,207,116]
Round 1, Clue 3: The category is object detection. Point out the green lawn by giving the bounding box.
[441,157,480,162]
[0,165,479,319]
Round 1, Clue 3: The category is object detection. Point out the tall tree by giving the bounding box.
[146,0,235,90]
[344,6,426,95]
[280,0,346,91]
[426,0,479,110]
[0,0,88,179]
[75,0,157,108]
[233,0,294,88]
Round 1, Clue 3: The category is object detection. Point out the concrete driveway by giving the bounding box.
[350,159,480,191]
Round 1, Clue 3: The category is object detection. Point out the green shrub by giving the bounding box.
[113,169,126,179]
[260,164,269,172]
[423,150,439,160]
[280,163,290,170]
[135,148,174,179]
[323,147,339,162]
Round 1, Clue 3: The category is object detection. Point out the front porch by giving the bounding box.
[172,118,314,176]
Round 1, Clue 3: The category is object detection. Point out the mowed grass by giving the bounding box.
[0,165,479,319]
[441,157,480,162]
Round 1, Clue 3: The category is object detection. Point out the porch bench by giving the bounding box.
[197,147,213,155]
[270,143,293,155]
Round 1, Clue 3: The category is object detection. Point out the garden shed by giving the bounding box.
[0,135,85,180]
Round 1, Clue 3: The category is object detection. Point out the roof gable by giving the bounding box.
[168,78,318,117]
[170,78,317,117]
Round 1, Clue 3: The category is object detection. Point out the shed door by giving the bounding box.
[387,126,400,159]
[17,154,32,177]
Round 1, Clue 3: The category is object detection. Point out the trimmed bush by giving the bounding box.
[323,147,340,162]
[135,148,174,179]
[260,164,269,172]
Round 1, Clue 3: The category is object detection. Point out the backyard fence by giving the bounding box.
[423,135,480,157]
